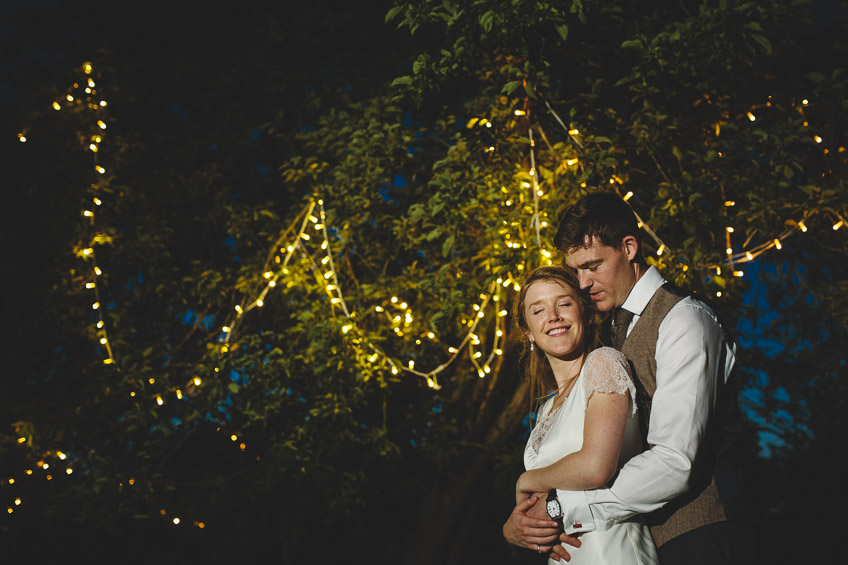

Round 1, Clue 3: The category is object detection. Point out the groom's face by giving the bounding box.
[564,235,638,312]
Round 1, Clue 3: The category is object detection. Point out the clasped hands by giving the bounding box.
[503,481,581,562]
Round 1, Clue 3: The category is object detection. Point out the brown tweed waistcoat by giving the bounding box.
[619,283,727,548]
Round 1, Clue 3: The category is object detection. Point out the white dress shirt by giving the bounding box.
[557,266,736,534]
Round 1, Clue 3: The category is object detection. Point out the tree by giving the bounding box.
[2,1,846,563]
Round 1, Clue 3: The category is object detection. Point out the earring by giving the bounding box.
[529,340,534,352]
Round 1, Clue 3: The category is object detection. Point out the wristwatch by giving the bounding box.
[545,489,563,520]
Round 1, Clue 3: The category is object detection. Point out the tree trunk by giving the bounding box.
[402,380,530,565]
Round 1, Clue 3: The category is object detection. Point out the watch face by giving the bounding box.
[546,499,560,518]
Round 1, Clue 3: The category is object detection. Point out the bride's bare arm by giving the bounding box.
[516,390,629,498]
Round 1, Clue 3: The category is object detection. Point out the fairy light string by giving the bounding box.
[10,63,845,527]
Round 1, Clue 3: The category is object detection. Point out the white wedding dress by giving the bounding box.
[524,347,659,565]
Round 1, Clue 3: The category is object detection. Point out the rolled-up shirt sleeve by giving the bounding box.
[558,299,733,534]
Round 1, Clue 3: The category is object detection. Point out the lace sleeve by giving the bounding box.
[582,347,637,415]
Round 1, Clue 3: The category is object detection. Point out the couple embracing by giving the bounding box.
[503,193,753,564]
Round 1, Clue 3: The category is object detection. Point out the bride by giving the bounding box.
[503,265,658,564]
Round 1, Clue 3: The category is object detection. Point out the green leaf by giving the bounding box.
[442,233,455,257]
[385,6,403,24]
[501,80,522,94]
[480,10,496,32]
[391,75,413,87]
[556,24,568,41]
[751,34,772,54]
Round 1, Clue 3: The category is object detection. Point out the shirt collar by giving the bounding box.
[620,265,666,317]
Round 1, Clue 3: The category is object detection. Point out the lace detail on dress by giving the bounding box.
[530,400,562,455]
[582,347,638,415]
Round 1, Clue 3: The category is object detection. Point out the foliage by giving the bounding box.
[1,1,847,564]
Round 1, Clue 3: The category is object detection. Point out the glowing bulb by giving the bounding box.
[92,302,100,310]
[799,222,807,232]
[176,389,183,399]
[89,143,98,152]
[66,94,74,102]
[235,305,243,313]
[726,248,733,255]
[100,338,107,344]
[156,396,163,405]
[391,366,399,375]
[745,252,754,260]
[814,135,823,143]
[747,112,756,121]
[98,120,106,129]
[96,166,105,174]
[735,271,744,277]
[173,518,180,525]
[657,244,665,256]
[53,102,61,110]
[514,109,526,116]
[774,239,782,250]
[726,227,734,233]
[623,191,633,201]
[802,99,809,106]
[18,134,26,142]
[568,128,579,135]
[834,220,844,230]
[100,100,107,107]
[566,158,578,166]
[83,210,93,217]
[725,200,735,207]
[194,377,202,386]
[256,299,264,307]
[341,325,352,334]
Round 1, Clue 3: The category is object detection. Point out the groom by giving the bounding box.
[504,192,752,563]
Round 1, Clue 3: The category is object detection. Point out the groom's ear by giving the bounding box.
[622,235,639,261]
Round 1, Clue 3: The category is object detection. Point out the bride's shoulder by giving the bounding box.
[586,346,628,366]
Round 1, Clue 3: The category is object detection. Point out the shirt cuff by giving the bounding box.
[558,489,595,534]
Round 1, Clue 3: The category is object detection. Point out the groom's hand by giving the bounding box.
[503,493,574,561]
[551,531,582,562]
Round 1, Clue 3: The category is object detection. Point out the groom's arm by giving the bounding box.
[558,301,732,532]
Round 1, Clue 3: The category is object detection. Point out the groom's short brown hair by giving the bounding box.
[554,192,643,257]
